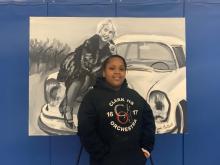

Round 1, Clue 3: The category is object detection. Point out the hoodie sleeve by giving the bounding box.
[140,100,156,153]
[77,92,109,160]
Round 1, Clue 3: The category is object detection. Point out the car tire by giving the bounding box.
[176,101,187,133]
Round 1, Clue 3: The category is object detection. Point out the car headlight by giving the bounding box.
[44,78,66,107]
[149,91,170,122]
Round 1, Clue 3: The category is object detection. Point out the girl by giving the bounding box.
[78,55,155,165]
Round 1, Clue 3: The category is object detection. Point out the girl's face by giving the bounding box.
[103,57,126,90]
[99,24,115,42]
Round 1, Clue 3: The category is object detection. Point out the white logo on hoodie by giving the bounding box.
[106,98,139,132]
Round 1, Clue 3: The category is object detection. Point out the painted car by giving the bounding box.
[114,34,186,134]
[39,34,186,135]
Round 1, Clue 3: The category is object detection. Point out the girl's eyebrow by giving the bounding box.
[109,65,125,68]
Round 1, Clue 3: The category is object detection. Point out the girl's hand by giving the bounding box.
[141,148,150,158]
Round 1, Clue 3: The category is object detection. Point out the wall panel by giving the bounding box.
[46,1,115,165]
[185,1,220,164]
[117,1,185,165]
[0,2,50,165]
[117,0,184,17]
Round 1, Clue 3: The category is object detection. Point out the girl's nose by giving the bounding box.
[113,69,120,74]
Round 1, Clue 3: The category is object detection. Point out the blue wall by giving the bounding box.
[0,0,219,164]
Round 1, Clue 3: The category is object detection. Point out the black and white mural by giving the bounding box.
[29,17,186,135]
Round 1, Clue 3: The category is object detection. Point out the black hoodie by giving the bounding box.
[78,77,155,165]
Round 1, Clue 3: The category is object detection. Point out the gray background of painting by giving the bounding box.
[30,17,185,51]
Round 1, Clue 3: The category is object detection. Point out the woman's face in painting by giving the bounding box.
[99,24,115,42]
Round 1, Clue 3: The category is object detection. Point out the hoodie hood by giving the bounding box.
[94,77,128,92]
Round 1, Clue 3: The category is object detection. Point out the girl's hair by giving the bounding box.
[102,55,127,71]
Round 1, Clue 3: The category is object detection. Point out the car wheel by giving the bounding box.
[44,78,66,106]
[176,101,187,133]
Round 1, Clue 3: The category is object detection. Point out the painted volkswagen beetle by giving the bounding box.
[39,34,186,135]
[114,34,186,134]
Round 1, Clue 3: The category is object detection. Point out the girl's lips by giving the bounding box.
[113,77,122,81]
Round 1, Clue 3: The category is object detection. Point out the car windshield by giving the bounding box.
[116,42,177,70]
